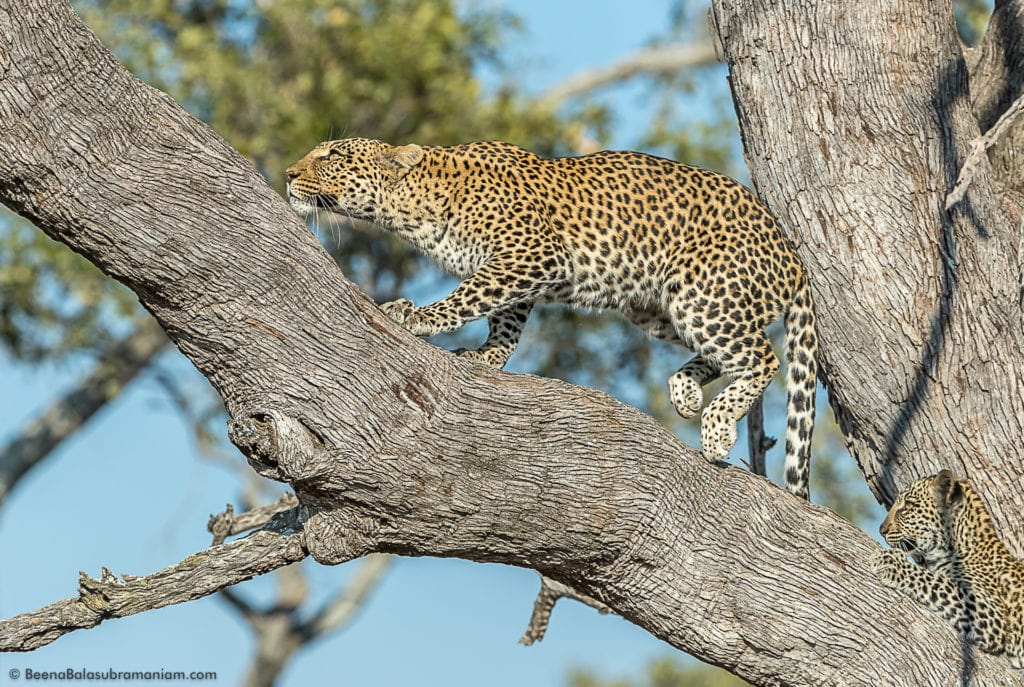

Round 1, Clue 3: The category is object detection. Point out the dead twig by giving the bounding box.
[946,91,1024,209]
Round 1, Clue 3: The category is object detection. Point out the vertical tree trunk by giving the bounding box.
[713,0,1024,552]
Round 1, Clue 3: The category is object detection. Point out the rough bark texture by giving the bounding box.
[1,1,1023,685]
[967,0,1024,213]
[711,0,1024,545]
[0,529,307,651]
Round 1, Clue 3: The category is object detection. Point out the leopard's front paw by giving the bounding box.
[380,298,415,325]
[699,409,737,462]
[872,549,906,588]
[453,348,509,368]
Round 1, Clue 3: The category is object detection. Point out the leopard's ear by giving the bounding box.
[382,144,424,172]
[934,469,964,505]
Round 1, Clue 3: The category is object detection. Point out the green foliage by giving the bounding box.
[0,218,141,360]
[568,656,750,687]
[3,0,585,362]
[74,0,579,188]
[954,0,992,46]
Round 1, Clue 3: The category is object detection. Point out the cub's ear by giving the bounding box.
[933,469,964,505]
[382,144,424,172]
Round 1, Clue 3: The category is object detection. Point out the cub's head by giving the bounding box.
[285,138,424,220]
[879,470,965,563]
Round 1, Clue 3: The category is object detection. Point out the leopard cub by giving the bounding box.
[875,470,1024,668]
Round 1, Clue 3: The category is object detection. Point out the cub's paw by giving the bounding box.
[380,298,415,325]
[699,410,737,462]
[872,549,907,588]
[668,371,703,419]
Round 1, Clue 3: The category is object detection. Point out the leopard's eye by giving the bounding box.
[327,149,343,160]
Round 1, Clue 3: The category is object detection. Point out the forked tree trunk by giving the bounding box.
[0,1,1021,685]
[712,0,1024,542]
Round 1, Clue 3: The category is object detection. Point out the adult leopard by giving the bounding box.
[875,470,1024,668]
[286,138,818,499]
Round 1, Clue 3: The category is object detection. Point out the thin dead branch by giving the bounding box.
[0,529,308,651]
[539,42,718,108]
[946,91,1024,209]
[208,492,300,545]
[519,574,612,645]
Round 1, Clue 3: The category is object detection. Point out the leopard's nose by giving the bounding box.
[285,166,300,181]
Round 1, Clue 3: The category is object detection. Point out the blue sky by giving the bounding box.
[0,1,805,685]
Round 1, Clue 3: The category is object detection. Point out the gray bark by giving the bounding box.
[712,0,1024,545]
[966,0,1024,212]
[0,1,1022,685]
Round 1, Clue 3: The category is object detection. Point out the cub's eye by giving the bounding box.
[327,149,343,159]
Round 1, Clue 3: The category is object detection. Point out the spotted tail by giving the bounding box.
[783,277,818,500]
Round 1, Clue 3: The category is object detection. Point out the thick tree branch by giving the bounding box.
[538,42,718,108]
[0,318,167,501]
[0,2,1020,684]
[967,0,1024,129]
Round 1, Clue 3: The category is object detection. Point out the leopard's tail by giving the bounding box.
[782,276,818,500]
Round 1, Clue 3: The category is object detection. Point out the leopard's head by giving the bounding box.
[285,138,424,221]
[879,470,964,565]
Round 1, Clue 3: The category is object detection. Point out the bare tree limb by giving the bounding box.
[946,91,1024,209]
[208,492,300,545]
[0,318,167,501]
[304,553,393,637]
[964,0,1024,218]
[538,42,718,108]
[0,529,307,651]
[966,0,1024,130]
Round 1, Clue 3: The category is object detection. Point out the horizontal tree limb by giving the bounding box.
[0,527,308,652]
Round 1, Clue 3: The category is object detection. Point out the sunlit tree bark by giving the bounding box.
[1,2,1022,685]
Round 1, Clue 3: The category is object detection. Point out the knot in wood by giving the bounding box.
[228,411,280,473]
[228,410,329,485]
